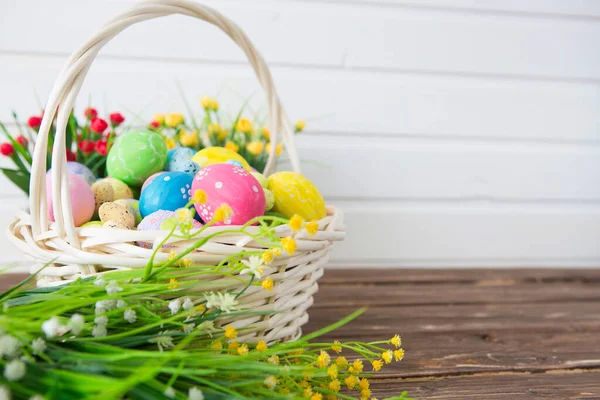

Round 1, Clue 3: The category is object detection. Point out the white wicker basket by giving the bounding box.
[6,0,345,343]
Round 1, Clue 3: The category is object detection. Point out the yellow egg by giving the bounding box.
[191,147,251,170]
[267,172,326,220]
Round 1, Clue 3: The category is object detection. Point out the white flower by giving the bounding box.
[124,309,137,323]
[183,323,195,333]
[94,316,108,326]
[95,300,117,315]
[68,314,85,336]
[94,277,106,287]
[0,335,20,358]
[188,387,204,400]
[168,299,181,315]
[263,375,278,389]
[148,333,174,352]
[4,359,26,381]
[116,300,127,309]
[41,317,67,338]
[31,338,47,355]
[182,297,194,311]
[164,387,175,398]
[204,293,218,309]
[0,385,10,400]
[196,321,216,337]
[203,292,239,314]
[105,280,123,295]
[92,324,107,338]
[240,255,264,279]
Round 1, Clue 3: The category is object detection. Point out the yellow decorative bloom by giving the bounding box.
[195,304,206,313]
[390,334,402,348]
[228,341,239,354]
[164,137,176,150]
[306,221,319,236]
[211,341,223,352]
[267,354,280,365]
[394,349,405,361]
[165,113,184,128]
[168,250,177,261]
[302,387,312,398]
[261,277,274,291]
[335,356,348,366]
[310,393,322,400]
[168,278,179,290]
[328,379,341,393]
[349,360,363,374]
[359,378,370,391]
[261,250,274,264]
[175,207,193,222]
[237,343,249,356]
[200,96,219,110]
[261,127,271,140]
[272,248,282,257]
[236,118,253,134]
[179,129,198,147]
[182,258,193,267]
[246,141,265,155]
[214,204,233,222]
[208,123,222,135]
[344,375,358,389]
[299,380,309,389]
[289,214,304,232]
[264,375,278,389]
[281,236,297,255]
[266,142,283,156]
[224,141,239,153]
[193,189,207,204]
[256,340,268,352]
[316,350,331,368]
[382,350,393,364]
[152,113,165,124]
[295,120,306,132]
[218,129,229,141]
[327,364,338,379]
[331,340,342,354]
[371,359,383,372]
[224,326,237,340]
[360,389,371,400]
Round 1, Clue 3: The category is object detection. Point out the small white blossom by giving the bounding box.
[116,300,127,309]
[148,333,174,352]
[95,300,117,315]
[196,321,216,337]
[68,314,85,336]
[105,280,123,295]
[182,297,194,311]
[92,324,107,338]
[168,299,181,315]
[94,316,108,326]
[240,255,264,279]
[124,309,137,324]
[0,385,10,400]
[4,359,26,381]
[263,375,278,389]
[31,338,47,355]
[183,323,195,333]
[0,335,21,358]
[203,292,239,314]
[41,317,68,338]
[94,277,106,287]
[164,387,175,398]
[188,387,204,400]
[204,293,218,309]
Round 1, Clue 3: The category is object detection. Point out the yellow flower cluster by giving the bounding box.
[179,129,198,147]
[214,204,233,222]
[281,236,297,255]
[200,96,219,111]
[261,277,274,291]
[236,118,253,134]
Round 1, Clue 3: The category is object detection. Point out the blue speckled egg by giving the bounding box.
[139,171,194,218]
[167,147,199,175]
[47,162,95,186]
[225,159,244,168]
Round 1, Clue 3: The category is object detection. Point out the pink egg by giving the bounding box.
[46,173,95,227]
[142,171,167,192]
[192,163,265,226]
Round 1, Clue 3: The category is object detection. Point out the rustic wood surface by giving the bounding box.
[2,269,600,399]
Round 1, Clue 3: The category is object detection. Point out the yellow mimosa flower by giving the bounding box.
[224,326,237,339]
[224,141,239,153]
[256,340,268,352]
[179,129,198,147]
[266,142,283,156]
[152,113,165,124]
[246,141,265,155]
[164,137,176,150]
[289,215,304,232]
[193,189,207,204]
[261,126,271,140]
[165,113,184,128]
[295,120,306,132]
[281,236,297,255]
[236,118,253,134]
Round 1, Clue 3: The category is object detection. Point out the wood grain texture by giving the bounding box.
[2,268,599,399]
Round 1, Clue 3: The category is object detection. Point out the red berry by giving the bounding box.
[0,143,14,156]
[84,107,98,119]
[149,120,160,129]
[16,135,28,147]
[27,116,42,129]
[90,118,108,134]
[66,149,77,161]
[95,140,108,156]
[78,140,95,154]
[109,112,125,126]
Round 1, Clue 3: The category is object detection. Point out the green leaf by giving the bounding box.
[0,167,30,195]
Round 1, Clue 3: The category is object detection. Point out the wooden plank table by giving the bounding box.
[3,269,600,399]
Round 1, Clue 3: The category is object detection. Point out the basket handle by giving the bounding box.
[29,0,302,243]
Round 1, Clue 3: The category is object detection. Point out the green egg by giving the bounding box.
[106,130,168,187]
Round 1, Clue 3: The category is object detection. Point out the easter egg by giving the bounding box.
[91,178,133,212]
[267,171,327,220]
[81,221,103,228]
[191,163,265,225]
[46,173,95,227]
[250,171,268,188]
[106,130,168,187]
[99,202,136,229]
[167,147,199,175]
[141,171,166,192]
[139,171,194,218]
[114,199,142,225]
[65,162,95,186]
[191,147,251,171]
[263,188,275,211]
[102,220,130,230]
[137,210,201,248]
[225,160,244,168]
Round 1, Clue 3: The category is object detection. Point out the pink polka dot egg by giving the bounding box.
[192,163,265,225]
[46,173,95,227]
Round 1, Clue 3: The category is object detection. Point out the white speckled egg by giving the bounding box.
[99,202,136,229]
[167,147,200,175]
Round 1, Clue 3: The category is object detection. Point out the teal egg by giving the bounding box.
[106,130,168,187]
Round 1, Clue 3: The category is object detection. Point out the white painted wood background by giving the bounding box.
[1,0,600,268]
